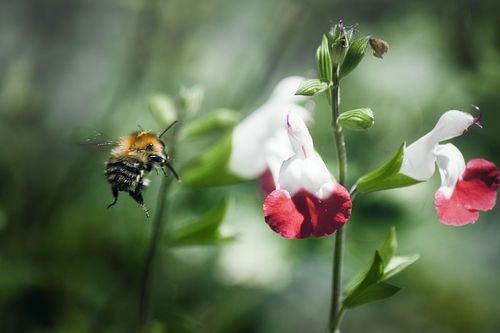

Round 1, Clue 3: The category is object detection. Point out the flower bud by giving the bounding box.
[338,108,374,130]
[331,35,349,67]
[327,22,345,44]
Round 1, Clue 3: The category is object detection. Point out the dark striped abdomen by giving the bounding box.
[105,159,145,191]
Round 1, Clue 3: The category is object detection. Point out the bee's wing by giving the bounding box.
[81,140,118,147]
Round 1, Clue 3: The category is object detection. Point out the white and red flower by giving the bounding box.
[228,76,312,192]
[263,113,352,239]
[399,110,499,225]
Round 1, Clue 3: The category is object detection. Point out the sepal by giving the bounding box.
[339,36,370,78]
[355,143,422,193]
[316,35,333,82]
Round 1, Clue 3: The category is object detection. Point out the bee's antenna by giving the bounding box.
[137,124,145,131]
[159,120,178,138]
[165,162,180,182]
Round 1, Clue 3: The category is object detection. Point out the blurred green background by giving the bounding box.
[1,0,499,332]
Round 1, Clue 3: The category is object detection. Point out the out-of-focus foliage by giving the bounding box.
[1,0,500,332]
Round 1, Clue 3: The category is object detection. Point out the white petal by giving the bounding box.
[277,152,332,197]
[286,112,314,159]
[263,130,294,184]
[434,143,466,199]
[277,156,304,195]
[228,76,309,178]
[400,110,473,180]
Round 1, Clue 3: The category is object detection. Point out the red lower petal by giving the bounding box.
[435,159,499,226]
[455,159,499,211]
[435,189,479,225]
[263,186,352,239]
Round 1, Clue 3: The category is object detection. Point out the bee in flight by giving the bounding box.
[104,121,180,217]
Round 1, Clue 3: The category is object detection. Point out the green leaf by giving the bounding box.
[316,35,332,82]
[149,94,177,125]
[355,142,422,193]
[379,226,397,266]
[344,251,384,300]
[344,282,401,308]
[181,108,240,140]
[181,133,244,187]
[295,79,330,96]
[340,36,370,78]
[383,254,420,280]
[168,198,235,246]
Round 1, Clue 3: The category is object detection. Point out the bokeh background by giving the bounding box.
[1,0,499,332]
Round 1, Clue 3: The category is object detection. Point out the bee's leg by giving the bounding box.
[107,187,119,208]
[128,188,150,218]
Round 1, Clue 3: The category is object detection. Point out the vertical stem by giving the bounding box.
[138,176,173,330]
[329,66,348,333]
[138,125,179,331]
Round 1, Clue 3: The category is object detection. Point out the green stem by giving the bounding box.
[138,126,180,331]
[329,65,348,333]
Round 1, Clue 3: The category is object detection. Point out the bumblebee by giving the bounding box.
[105,121,179,217]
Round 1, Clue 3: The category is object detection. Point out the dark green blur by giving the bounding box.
[1,0,499,332]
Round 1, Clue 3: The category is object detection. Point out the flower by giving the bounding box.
[263,113,352,239]
[399,110,499,225]
[228,76,312,191]
[433,144,499,225]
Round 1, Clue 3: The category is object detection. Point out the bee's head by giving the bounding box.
[146,140,167,165]
[129,131,167,165]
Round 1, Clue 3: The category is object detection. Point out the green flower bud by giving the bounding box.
[327,21,346,44]
[295,79,330,96]
[331,35,349,67]
[338,108,374,130]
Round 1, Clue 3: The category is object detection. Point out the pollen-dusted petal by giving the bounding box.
[455,159,500,211]
[263,186,352,239]
[435,189,479,226]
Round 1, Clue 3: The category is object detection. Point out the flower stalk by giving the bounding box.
[138,118,181,331]
[329,65,348,332]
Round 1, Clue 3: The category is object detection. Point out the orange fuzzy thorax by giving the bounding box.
[111,131,164,158]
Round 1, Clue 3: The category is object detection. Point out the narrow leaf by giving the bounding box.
[181,108,240,140]
[383,254,420,280]
[295,79,329,96]
[344,251,384,299]
[168,198,235,246]
[316,35,332,82]
[379,226,397,266]
[149,94,177,125]
[355,142,422,193]
[344,282,401,308]
[182,134,244,187]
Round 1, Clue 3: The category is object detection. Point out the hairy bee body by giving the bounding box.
[105,128,179,217]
